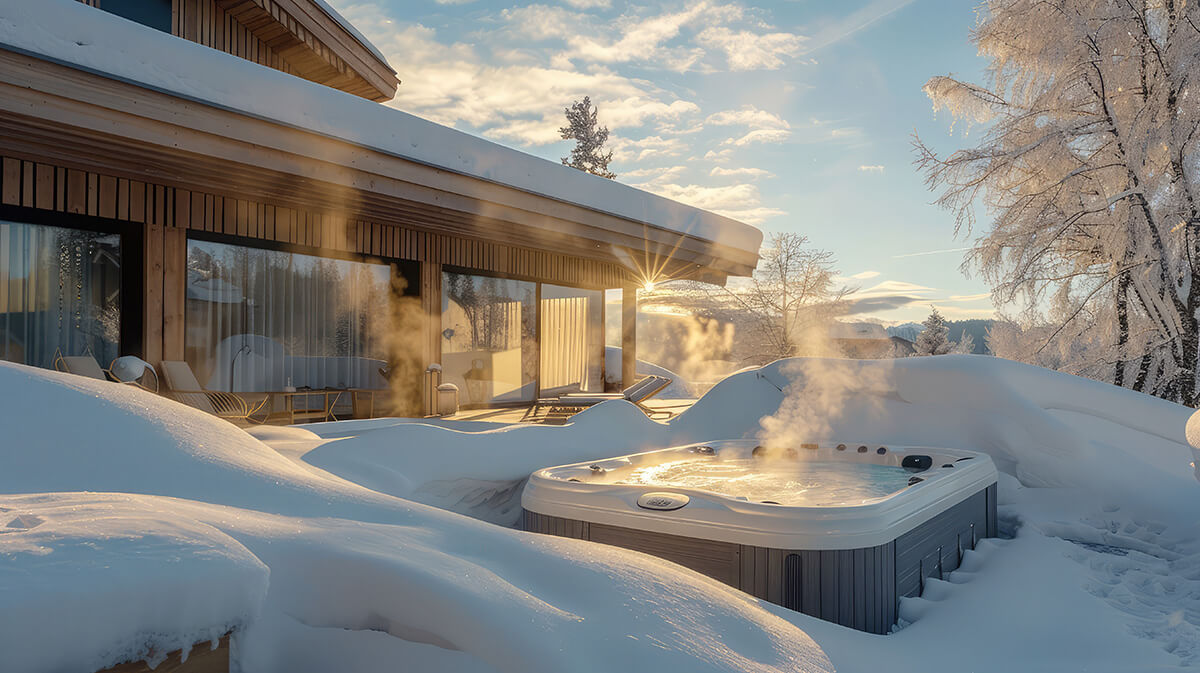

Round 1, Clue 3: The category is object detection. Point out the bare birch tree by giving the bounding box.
[683,233,848,364]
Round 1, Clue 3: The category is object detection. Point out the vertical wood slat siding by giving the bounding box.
[172,0,294,74]
[0,153,627,371]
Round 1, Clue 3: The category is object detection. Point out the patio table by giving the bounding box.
[257,388,378,424]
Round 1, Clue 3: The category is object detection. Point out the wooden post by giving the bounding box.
[161,226,187,362]
[420,260,442,415]
[142,221,164,368]
[621,283,637,388]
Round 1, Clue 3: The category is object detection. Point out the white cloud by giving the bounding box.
[720,128,792,147]
[562,0,611,8]
[619,165,688,182]
[609,135,689,162]
[891,247,972,259]
[858,164,885,173]
[629,182,785,224]
[498,2,803,73]
[848,270,881,280]
[802,0,916,54]
[705,106,790,130]
[695,26,806,70]
[704,148,734,163]
[709,166,773,178]
[854,280,936,297]
[332,10,704,147]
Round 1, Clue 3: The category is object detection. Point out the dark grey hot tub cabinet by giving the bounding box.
[523,483,997,634]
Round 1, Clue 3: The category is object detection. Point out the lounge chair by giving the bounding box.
[522,374,674,424]
[53,352,110,381]
[160,360,269,424]
[54,351,161,393]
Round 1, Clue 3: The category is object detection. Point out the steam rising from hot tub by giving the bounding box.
[757,358,901,455]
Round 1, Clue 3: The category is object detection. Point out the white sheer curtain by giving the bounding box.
[539,284,603,395]
[185,240,391,392]
[0,220,121,369]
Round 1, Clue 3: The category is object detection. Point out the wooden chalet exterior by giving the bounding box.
[0,0,761,416]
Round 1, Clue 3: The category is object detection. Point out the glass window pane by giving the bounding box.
[540,283,603,395]
[604,288,622,390]
[185,240,392,393]
[0,221,121,369]
[441,271,537,405]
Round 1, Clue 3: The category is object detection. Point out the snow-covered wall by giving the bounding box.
[0,0,762,257]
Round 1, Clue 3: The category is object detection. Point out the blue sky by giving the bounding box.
[330,0,994,323]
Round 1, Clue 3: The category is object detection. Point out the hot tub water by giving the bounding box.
[618,458,913,506]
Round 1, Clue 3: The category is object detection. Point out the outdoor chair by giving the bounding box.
[53,351,110,381]
[522,374,674,424]
[160,360,269,424]
[53,351,161,393]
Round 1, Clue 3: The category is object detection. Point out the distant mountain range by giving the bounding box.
[886,319,994,355]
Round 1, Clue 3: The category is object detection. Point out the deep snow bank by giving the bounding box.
[0,363,832,673]
[0,494,267,673]
[281,355,1197,527]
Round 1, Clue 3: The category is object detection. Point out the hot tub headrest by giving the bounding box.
[902,454,933,472]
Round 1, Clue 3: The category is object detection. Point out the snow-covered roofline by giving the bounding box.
[0,0,763,260]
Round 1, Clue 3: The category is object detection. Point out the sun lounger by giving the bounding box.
[522,374,673,424]
[160,360,268,424]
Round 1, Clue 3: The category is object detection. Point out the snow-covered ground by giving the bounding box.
[3,355,1199,671]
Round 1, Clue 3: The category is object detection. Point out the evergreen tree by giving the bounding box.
[559,97,616,179]
[913,308,953,356]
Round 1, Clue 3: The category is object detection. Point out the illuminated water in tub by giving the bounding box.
[616,459,913,506]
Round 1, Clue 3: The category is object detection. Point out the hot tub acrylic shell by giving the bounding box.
[521,440,999,634]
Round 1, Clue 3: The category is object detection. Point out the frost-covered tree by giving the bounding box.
[913,308,954,356]
[914,0,1200,404]
[953,330,976,355]
[559,97,616,179]
[685,233,848,364]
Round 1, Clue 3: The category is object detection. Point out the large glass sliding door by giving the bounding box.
[186,240,392,392]
[0,220,121,369]
[441,271,537,405]
[539,284,603,395]
[441,271,608,406]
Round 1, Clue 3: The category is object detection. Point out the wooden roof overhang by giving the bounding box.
[213,0,399,102]
[0,48,758,285]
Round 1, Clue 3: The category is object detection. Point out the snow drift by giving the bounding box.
[279,355,1197,527]
[0,362,831,673]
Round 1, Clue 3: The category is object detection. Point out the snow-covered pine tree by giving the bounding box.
[559,97,616,179]
[914,0,1200,404]
[952,330,975,355]
[913,308,953,356]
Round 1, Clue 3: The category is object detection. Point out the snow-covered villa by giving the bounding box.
[0,0,760,417]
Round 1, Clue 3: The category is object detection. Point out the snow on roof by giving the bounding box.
[0,0,763,258]
[308,0,391,70]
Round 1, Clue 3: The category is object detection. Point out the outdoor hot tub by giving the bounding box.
[522,440,998,633]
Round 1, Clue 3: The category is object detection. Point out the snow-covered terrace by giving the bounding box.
[5,355,1200,672]
[0,0,762,281]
